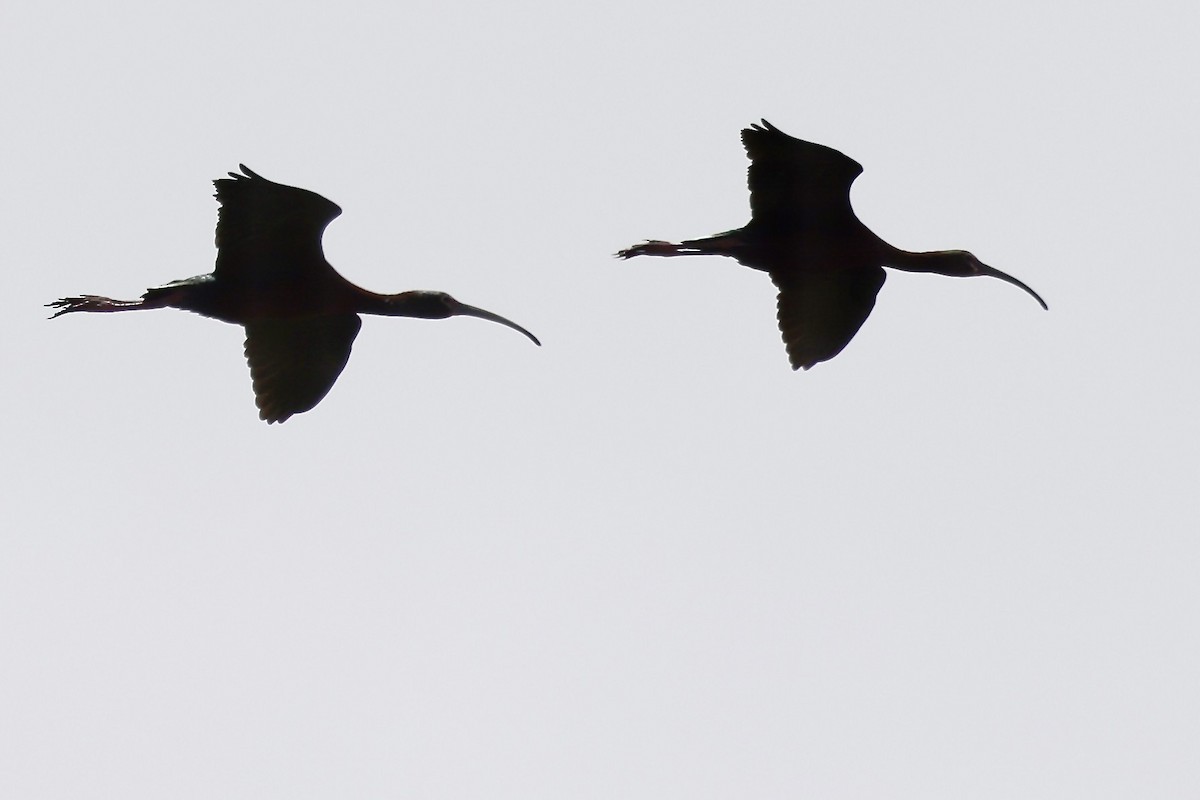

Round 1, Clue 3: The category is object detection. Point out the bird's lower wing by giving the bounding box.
[771,267,886,370]
[243,314,362,423]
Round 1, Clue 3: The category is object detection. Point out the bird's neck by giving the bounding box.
[882,246,977,277]
[364,290,448,319]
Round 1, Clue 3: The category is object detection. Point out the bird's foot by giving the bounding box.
[46,295,128,318]
[615,240,681,259]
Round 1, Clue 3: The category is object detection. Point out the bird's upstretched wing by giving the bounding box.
[243,314,362,423]
[771,266,886,370]
[213,165,342,283]
[742,120,864,231]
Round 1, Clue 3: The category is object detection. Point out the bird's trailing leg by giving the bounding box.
[616,234,742,260]
[616,240,691,259]
[47,293,172,319]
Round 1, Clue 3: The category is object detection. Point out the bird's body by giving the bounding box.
[617,120,1046,370]
[49,166,540,423]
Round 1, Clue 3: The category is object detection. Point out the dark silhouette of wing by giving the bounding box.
[742,120,864,231]
[771,266,886,370]
[243,314,362,423]
[213,165,342,283]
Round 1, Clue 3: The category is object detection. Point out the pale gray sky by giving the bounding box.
[3,0,1197,797]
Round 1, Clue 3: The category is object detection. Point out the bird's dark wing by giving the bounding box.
[742,120,864,230]
[243,314,362,423]
[771,266,886,370]
[213,165,342,282]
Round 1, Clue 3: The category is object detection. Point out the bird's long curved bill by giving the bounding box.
[453,302,541,346]
[979,264,1049,310]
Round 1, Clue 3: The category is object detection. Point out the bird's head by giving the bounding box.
[386,291,541,345]
[904,251,1048,311]
[390,290,464,319]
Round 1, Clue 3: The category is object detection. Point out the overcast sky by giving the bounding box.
[3,1,1197,798]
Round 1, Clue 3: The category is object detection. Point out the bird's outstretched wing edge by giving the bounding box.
[243,314,362,423]
[771,266,886,370]
[212,166,343,279]
[741,120,864,229]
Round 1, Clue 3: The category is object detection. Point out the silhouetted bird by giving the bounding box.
[617,120,1046,370]
[49,166,540,423]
